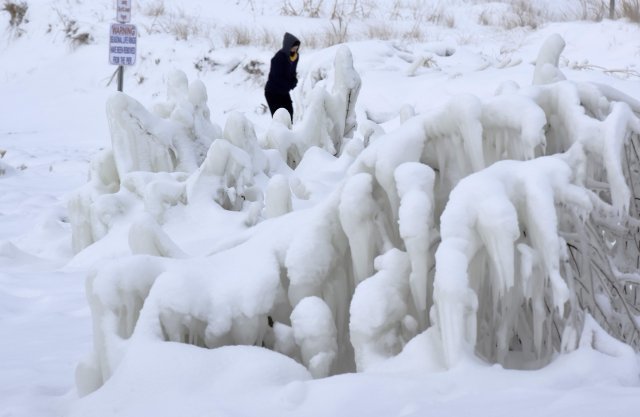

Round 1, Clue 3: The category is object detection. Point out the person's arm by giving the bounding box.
[289,58,299,90]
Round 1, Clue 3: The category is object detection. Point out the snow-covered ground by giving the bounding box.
[2,1,640,416]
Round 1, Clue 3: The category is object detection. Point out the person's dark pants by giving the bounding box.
[265,90,293,120]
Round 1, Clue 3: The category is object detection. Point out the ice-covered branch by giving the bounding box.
[432,37,640,367]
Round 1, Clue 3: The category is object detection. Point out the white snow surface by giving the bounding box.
[2,1,640,416]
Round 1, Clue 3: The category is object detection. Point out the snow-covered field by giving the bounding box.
[2,1,640,416]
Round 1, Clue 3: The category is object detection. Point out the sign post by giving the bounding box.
[109,0,136,92]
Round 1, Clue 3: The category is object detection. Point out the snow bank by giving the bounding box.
[71,342,311,417]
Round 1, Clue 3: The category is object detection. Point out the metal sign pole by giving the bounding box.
[610,0,615,19]
[117,66,124,92]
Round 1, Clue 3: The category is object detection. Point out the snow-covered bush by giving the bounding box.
[68,70,238,252]
[477,0,547,29]
[2,0,28,37]
[74,36,640,398]
[433,39,640,367]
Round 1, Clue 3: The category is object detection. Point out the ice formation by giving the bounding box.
[261,46,361,165]
[72,36,640,396]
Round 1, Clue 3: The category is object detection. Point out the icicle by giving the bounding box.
[338,173,378,284]
[395,163,435,327]
[475,196,519,297]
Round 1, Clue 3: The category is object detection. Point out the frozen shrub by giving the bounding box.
[74,37,640,401]
[2,0,28,36]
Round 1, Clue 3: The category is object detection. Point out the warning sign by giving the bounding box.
[117,0,132,23]
[109,23,137,66]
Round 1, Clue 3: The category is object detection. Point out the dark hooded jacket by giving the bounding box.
[265,32,300,95]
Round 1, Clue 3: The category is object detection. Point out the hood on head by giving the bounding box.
[282,32,300,52]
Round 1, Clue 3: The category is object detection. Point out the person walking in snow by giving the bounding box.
[265,32,300,121]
